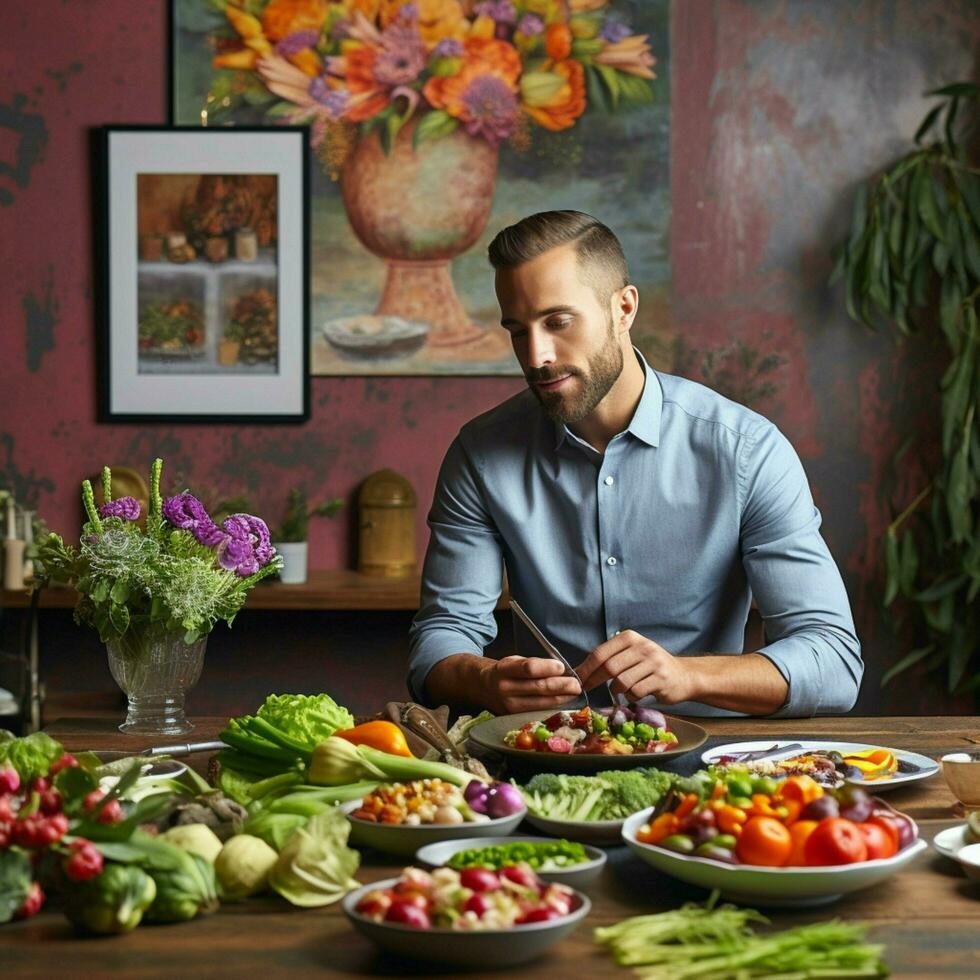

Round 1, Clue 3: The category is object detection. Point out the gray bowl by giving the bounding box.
[342,800,526,858]
[414,835,607,888]
[342,876,591,967]
[523,810,625,845]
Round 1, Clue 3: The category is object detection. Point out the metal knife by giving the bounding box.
[509,599,590,709]
[87,741,225,759]
[721,742,804,763]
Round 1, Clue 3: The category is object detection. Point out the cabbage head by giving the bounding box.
[255,693,354,751]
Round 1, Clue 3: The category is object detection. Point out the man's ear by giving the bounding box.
[614,284,639,334]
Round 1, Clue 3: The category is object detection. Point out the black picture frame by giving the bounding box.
[96,124,310,423]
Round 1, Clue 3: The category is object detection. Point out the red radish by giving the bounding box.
[463,893,493,917]
[385,901,431,929]
[540,885,573,916]
[459,867,500,893]
[0,766,20,795]
[355,891,392,918]
[517,907,559,924]
[546,736,572,754]
[500,864,540,889]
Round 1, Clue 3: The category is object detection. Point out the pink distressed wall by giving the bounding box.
[2,2,977,712]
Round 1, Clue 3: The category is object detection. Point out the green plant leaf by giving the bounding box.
[913,103,943,144]
[926,82,980,99]
[883,529,900,606]
[881,645,935,686]
[108,602,130,635]
[916,168,945,239]
[914,574,967,603]
[92,578,110,604]
[412,110,458,147]
[110,580,130,604]
[898,531,918,595]
[948,627,972,692]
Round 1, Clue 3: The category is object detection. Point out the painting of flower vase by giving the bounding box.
[171,0,671,376]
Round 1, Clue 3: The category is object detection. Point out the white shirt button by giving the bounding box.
[604,476,615,486]
[606,556,617,566]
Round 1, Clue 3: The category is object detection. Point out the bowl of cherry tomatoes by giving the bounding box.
[621,773,927,906]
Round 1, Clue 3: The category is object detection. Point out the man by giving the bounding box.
[408,211,862,718]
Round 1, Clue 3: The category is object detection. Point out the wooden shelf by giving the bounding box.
[3,571,508,612]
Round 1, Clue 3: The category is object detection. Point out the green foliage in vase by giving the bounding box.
[35,460,282,645]
[832,83,980,693]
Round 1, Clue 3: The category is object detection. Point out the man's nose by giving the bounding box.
[526,327,556,369]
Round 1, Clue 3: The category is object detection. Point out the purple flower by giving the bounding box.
[162,492,224,547]
[433,38,464,59]
[218,514,275,577]
[600,20,632,43]
[310,76,349,117]
[398,2,418,19]
[475,1,517,25]
[374,20,426,87]
[216,536,259,577]
[331,18,351,40]
[516,13,544,36]
[460,75,519,145]
[98,497,141,521]
[275,29,319,57]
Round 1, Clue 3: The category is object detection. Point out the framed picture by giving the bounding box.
[97,125,309,422]
[170,1,670,378]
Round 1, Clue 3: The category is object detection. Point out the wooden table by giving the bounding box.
[4,716,979,978]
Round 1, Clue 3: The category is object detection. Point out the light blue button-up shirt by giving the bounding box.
[408,351,863,717]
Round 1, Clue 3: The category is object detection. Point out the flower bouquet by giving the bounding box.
[37,460,282,734]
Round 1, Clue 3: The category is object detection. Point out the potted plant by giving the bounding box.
[271,488,344,585]
[833,83,979,694]
[35,460,282,734]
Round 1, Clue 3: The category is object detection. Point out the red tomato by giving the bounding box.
[459,868,500,893]
[385,900,431,929]
[857,821,898,860]
[803,818,869,866]
[735,816,792,867]
[515,731,536,751]
[866,812,904,851]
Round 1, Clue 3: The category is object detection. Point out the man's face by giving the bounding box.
[495,244,624,424]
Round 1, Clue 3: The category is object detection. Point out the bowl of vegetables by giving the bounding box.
[621,773,927,906]
[517,768,677,845]
[342,779,526,857]
[343,865,590,966]
[415,836,607,889]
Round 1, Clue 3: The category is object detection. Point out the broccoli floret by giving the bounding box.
[522,772,566,796]
[597,769,674,817]
[592,714,609,734]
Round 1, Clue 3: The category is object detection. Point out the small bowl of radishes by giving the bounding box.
[343,864,590,966]
[342,779,526,857]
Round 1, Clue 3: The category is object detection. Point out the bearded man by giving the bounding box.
[408,210,862,718]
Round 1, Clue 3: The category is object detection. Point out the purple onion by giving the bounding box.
[610,708,629,730]
[463,779,491,814]
[486,782,524,819]
[632,706,667,729]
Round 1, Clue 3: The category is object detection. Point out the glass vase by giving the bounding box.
[106,628,206,735]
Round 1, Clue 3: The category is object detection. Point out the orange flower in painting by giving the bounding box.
[593,34,656,79]
[422,38,522,144]
[261,0,328,41]
[544,22,573,62]
[213,5,272,70]
[340,45,393,121]
[522,58,585,132]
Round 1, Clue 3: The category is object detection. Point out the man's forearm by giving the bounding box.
[422,653,494,712]
[683,653,788,715]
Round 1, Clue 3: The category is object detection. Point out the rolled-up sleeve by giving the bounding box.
[407,435,504,703]
[738,423,863,717]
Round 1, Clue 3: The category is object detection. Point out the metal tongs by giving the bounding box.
[510,599,589,709]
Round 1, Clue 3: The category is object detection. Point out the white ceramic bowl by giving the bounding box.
[523,810,624,845]
[940,752,980,808]
[414,836,607,889]
[622,809,928,907]
[931,823,980,881]
[342,800,526,857]
[342,876,590,967]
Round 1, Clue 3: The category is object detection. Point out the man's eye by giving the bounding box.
[509,329,527,340]
[548,318,572,330]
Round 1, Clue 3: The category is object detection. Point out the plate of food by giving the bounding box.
[415,836,607,888]
[621,774,926,906]
[343,865,590,966]
[468,705,707,772]
[701,740,939,791]
[341,778,526,857]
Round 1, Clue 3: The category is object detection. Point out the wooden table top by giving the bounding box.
[5,715,980,978]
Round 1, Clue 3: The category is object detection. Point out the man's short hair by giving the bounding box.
[487,210,630,301]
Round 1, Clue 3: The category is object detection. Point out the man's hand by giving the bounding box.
[576,630,696,704]
[481,656,583,714]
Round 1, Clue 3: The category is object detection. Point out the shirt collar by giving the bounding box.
[553,347,663,450]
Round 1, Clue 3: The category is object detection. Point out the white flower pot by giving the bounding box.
[275,541,308,584]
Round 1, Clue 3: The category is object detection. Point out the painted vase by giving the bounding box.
[340,116,499,347]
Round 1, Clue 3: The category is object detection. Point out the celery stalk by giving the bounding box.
[354,745,485,787]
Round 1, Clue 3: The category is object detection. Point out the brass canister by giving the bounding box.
[357,469,416,578]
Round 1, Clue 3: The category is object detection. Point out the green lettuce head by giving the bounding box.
[255,693,354,750]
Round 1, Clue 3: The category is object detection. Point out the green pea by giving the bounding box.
[751,776,779,797]
[659,834,696,854]
[725,776,754,799]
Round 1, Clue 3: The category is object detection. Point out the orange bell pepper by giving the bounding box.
[776,775,823,807]
[716,804,747,836]
[673,793,700,821]
[636,812,679,845]
[335,720,414,758]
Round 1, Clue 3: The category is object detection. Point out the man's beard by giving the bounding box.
[526,320,624,424]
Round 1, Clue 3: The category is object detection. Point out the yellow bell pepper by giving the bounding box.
[842,748,897,779]
[335,720,414,758]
